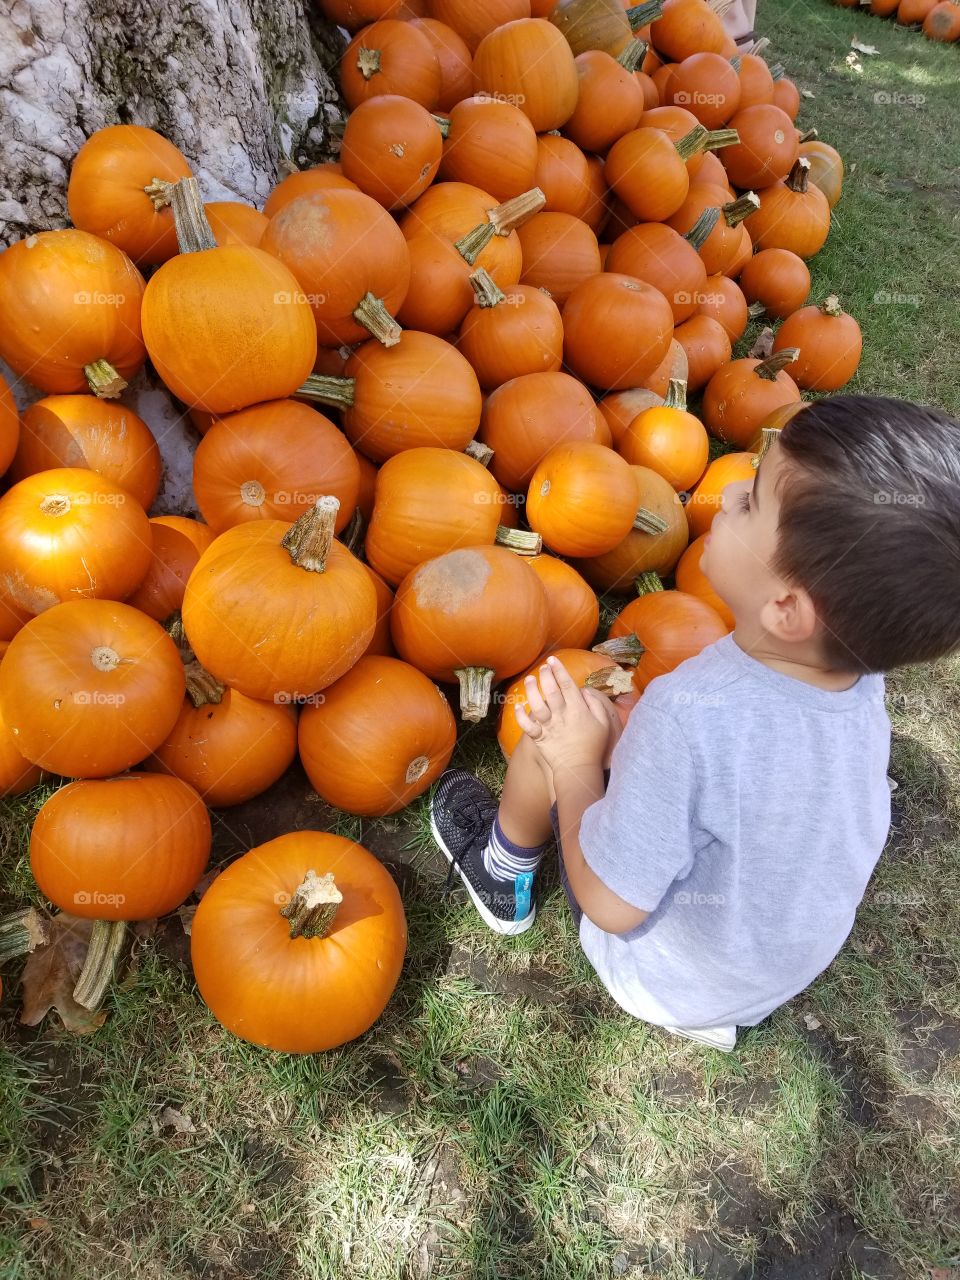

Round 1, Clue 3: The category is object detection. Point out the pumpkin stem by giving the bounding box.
[747,301,767,319]
[356,47,381,79]
[465,439,495,468]
[281,870,343,940]
[144,177,177,210]
[752,425,782,468]
[432,114,451,138]
[169,176,218,253]
[700,128,740,154]
[296,374,356,408]
[455,666,495,722]
[723,192,760,227]
[495,526,542,555]
[743,35,770,56]
[584,665,636,696]
[755,349,800,381]
[769,63,785,80]
[73,919,127,1011]
[353,292,402,347]
[785,157,811,194]
[0,907,49,963]
[487,188,547,236]
[455,221,496,266]
[674,125,709,162]
[468,268,506,309]
[341,506,366,556]
[592,635,645,667]
[625,0,664,28]
[184,660,226,707]
[663,378,688,411]
[635,571,664,595]
[84,359,127,399]
[281,496,340,573]
[633,508,669,534]
[164,609,190,649]
[820,294,844,317]
[616,39,647,72]
[729,53,742,72]
[798,128,819,143]
[684,207,721,252]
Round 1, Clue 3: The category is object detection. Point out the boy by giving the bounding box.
[429,396,960,1050]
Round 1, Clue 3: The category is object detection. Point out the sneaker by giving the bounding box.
[430,769,536,936]
[664,1024,738,1052]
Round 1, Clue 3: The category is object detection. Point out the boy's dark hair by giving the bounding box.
[775,395,960,673]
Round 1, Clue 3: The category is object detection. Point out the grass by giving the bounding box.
[3,3,960,1277]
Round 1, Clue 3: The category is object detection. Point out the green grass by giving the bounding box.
[3,4,960,1277]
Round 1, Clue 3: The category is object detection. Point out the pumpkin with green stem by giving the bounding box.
[797,138,844,209]
[563,43,647,154]
[458,277,564,388]
[574,465,689,591]
[772,296,862,392]
[605,124,709,222]
[549,0,664,57]
[526,441,644,558]
[744,157,830,260]
[617,379,709,493]
[606,214,714,325]
[609,585,729,692]
[400,183,545,287]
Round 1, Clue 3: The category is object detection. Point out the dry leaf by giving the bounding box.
[159,1105,196,1134]
[801,89,815,99]
[192,868,221,900]
[178,904,197,936]
[804,1014,823,1031]
[20,914,106,1035]
[27,1217,52,1231]
[749,327,776,360]
[851,38,880,53]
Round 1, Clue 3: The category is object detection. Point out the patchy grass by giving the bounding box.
[2,2,960,1278]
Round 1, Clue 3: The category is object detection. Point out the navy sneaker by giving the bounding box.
[430,769,536,936]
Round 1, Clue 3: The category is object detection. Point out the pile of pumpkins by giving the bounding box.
[837,0,960,43]
[0,0,863,1054]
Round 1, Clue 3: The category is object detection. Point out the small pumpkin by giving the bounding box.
[897,0,939,21]
[562,273,675,391]
[548,0,641,56]
[262,165,359,219]
[411,17,474,109]
[666,187,760,278]
[722,104,799,190]
[797,139,844,209]
[649,0,728,60]
[770,67,800,121]
[0,373,21,478]
[605,125,706,222]
[702,350,802,449]
[672,315,732,394]
[685,450,756,538]
[516,213,601,306]
[458,278,564,388]
[744,157,831,260]
[473,19,580,132]
[675,533,734,627]
[617,379,709,492]
[574,465,689,591]
[526,441,641,557]
[528,555,600,651]
[0,600,185,777]
[400,181,537,285]
[429,0,531,51]
[738,248,811,319]
[497,648,632,758]
[606,220,709,325]
[696,273,749,342]
[564,46,646,154]
[299,655,457,815]
[125,517,217,622]
[340,96,444,210]
[0,701,43,797]
[205,202,270,248]
[609,586,729,691]
[437,96,539,201]
[772,296,862,392]
[735,52,775,109]
[668,52,741,126]
[190,832,407,1052]
[598,386,673,448]
[396,232,481,336]
[340,19,441,110]
[922,0,960,39]
[533,134,595,219]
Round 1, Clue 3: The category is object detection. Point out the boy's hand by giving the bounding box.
[515,656,612,775]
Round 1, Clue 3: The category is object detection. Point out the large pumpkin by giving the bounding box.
[526,441,640,557]
[125,517,216,622]
[562,273,674,391]
[609,587,729,691]
[605,221,708,325]
[473,19,580,132]
[31,773,211,919]
[181,499,377,701]
[772,296,863,392]
[190,832,407,1053]
[298,655,457,815]
[0,469,152,615]
[0,230,146,398]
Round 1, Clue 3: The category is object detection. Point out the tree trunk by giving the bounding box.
[0,0,346,513]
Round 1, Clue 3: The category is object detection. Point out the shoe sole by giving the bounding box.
[430,813,535,937]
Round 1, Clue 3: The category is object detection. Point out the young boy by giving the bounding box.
[429,396,960,1050]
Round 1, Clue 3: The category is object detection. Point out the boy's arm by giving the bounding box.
[555,763,650,935]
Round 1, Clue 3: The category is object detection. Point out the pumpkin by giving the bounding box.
[260,188,410,348]
[430,0,532,51]
[319,0,428,29]
[190,831,407,1052]
[391,545,548,718]
[340,19,441,110]
[516,213,601,305]
[126,517,217,622]
[605,221,709,325]
[668,52,741,127]
[66,124,193,265]
[0,600,185,777]
[649,0,727,60]
[205,202,270,248]
[722,104,799,189]
[400,181,538,285]
[192,400,360,534]
[599,387,671,447]
[548,0,642,56]
[581,155,610,235]
[412,17,474,109]
[395,233,479,335]
[365,446,529,586]
[148,666,298,808]
[744,157,831,259]
[574,464,689,590]
[696,273,749,341]
[772,296,863,392]
[497,648,632,758]
[0,230,146,399]
[702,350,801,448]
[685,450,756,537]
[605,125,706,222]
[458,279,564,388]
[638,339,690,400]
[479,370,611,491]
[797,140,843,208]
[923,0,960,37]
[609,586,728,691]
[738,247,810,319]
[472,19,580,131]
[564,47,645,153]
[869,0,900,12]
[897,0,938,20]
[298,655,456,815]
[533,135,594,219]
[31,773,210,918]
[726,224,754,278]
[340,96,443,209]
[363,565,396,657]
[0,469,152,615]
[0,697,43,796]
[666,187,760,278]
[695,150,735,192]
[300,331,482,463]
[11,395,161,509]
[770,68,800,121]
[0,373,21,478]
[617,378,709,492]
[0,596,30,644]
[142,180,317,413]
[182,499,377,702]
[675,533,734,628]
[526,441,640,557]
[262,165,359,219]
[562,273,674,391]
[673,315,732,394]
[437,96,539,201]
[528,555,600,651]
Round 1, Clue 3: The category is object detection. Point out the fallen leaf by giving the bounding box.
[192,868,220,900]
[27,1217,52,1231]
[178,904,197,936]
[804,1014,823,1031]
[801,89,815,99]
[851,38,880,53]
[749,327,776,359]
[159,1105,196,1134]
[20,914,106,1035]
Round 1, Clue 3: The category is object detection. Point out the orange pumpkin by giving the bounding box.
[675,533,735,628]
[0,230,146,398]
[722,104,799,190]
[66,124,192,265]
[666,186,759,278]
[190,831,407,1052]
[923,1,960,39]
[702,351,802,448]
[564,47,645,153]
[362,565,396,658]
[649,0,728,60]
[685,450,756,538]
[473,19,580,132]
[797,140,844,209]
[639,339,690,400]
[770,71,800,121]
[696,273,749,341]
[205,202,270,247]
[744,157,831,260]
[458,280,564,388]
[0,373,18,478]
[497,648,629,758]
[605,221,708,325]
[668,52,741,127]
[532,134,594,219]
[562,273,674,390]
[526,441,640,557]
[298,655,457,814]
[396,232,480,335]
[609,587,729,691]
[0,698,43,797]
[738,248,811,319]
[430,0,531,51]
[516,213,601,305]
[605,125,705,222]
[598,387,668,448]
[772,296,862,392]
[735,53,775,109]
[528,555,600,651]
[11,395,161,509]
[574,464,689,591]
[340,96,443,209]
[400,181,537,286]
[0,600,185,777]
[673,315,732,394]
[340,19,441,110]
[617,379,709,492]
[125,517,217,622]
[897,0,938,20]
[262,165,359,219]
[437,96,539,201]
[411,17,474,110]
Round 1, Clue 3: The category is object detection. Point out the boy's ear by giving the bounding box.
[759,584,819,645]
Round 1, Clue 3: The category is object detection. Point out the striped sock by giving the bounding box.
[482,816,550,883]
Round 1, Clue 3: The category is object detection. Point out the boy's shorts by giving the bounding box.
[549,768,610,926]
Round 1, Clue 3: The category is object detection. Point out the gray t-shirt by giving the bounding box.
[578,634,892,1029]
